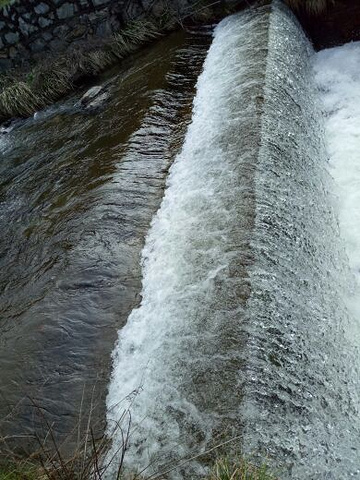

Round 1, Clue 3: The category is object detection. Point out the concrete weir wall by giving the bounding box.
[0,0,186,70]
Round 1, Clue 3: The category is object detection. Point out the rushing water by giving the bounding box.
[0,29,211,453]
[107,2,360,479]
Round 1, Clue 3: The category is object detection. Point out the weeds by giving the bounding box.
[0,393,278,480]
[0,17,164,122]
[0,462,40,480]
[209,457,277,480]
[0,0,13,8]
[0,0,233,123]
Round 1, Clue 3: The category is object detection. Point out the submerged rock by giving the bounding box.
[76,85,110,110]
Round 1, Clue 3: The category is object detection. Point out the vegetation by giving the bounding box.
[0,396,277,480]
[209,457,277,480]
[0,462,40,480]
[0,18,166,121]
[0,0,233,123]
[0,0,13,8]
[0,456,277,480]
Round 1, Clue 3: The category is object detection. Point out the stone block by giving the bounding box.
[53,24,71,36]
[42,31,53,41]
[4,31,19,44]
[19,17,37,36]
[34,3,50,15]
[0,58,12,72]
[123,0,144,21]
[95,18,112,36]
[29,38,46,52]
[38,16,52,28]
[93,0,110,6]
[57,3,75,19]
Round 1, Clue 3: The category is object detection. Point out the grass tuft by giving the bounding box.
[209,457,277,480]
[0,17,164,122]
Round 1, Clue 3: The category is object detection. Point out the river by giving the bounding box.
[0,27,211,455]
[1,2,360,479]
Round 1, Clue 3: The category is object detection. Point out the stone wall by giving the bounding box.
[0,0,188,70]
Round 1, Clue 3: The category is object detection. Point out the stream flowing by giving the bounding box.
[107,2,360,479]
[1,2,360,479]
[0,28,211,452]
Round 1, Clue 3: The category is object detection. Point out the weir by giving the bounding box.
[107,2,360,478]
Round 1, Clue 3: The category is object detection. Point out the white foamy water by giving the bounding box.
[106,7,269,477]
[314,43,360,293]
[106,5,360,479]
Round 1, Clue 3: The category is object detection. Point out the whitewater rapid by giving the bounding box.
[106,3,360,478]
[314,42,360,307]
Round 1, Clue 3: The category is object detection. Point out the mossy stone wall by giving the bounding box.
[0,0,191,70]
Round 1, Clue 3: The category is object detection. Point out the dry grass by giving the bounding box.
[0,393,277,480]
[209,457,277,480]
[0,392,133,480]
[0,0,233,123]
[0,17,165,122]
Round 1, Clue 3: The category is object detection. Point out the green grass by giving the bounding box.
[0,462,40,480]
[209,457,277,480]
[0,457,277,480]
[0,0,13,8]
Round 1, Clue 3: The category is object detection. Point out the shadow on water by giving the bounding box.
[0,27,212,455]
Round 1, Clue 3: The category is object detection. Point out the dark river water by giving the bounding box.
[0,27,211,454]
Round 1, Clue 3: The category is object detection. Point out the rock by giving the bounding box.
[57,3,75,20]
[0,58,11,72]
[19,17,38,36]
[87,91,109,109]
[4,31,19,45]
[80,85,103,102]
[76,85,110,109]
[42,31,53,41]
[38,16,52,28]
[34,3,50,15]
[93,0,110,5]
[29,38,46,53]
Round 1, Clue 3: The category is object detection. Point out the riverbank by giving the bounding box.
[0,454,277,479]
[0,0,240,123]
[0,17,172,122]
[1,0,359,123]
